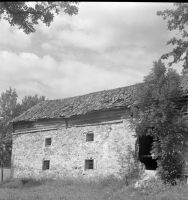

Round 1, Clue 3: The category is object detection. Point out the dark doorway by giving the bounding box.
[139,135,157,170]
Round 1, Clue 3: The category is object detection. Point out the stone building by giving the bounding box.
[11,85,143,179]
[10,76,188,179]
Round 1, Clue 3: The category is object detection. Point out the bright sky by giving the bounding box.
[0,2,182,101]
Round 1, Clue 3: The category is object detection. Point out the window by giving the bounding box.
[45,138,51,146]
[85,159,94,170]
[86,132,94,142]
[43,160,50,170]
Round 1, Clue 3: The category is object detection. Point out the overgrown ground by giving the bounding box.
[0,176,188,200]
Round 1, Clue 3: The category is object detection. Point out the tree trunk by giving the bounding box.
[1,150,3,182]
[1,163,3,182]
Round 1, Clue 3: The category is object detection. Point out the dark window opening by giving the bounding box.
[45,138,51,146]
[86,132,94,142]
[43,160,50,170]
[139,135,157,170]
[85,159,94,169]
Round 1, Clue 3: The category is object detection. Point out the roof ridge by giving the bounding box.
[47,83,137,102]
[10,83,138,123]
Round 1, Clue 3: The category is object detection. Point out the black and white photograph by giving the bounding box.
[0,2,188,200]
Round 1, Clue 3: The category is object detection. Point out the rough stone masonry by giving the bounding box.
[11,119,136,179]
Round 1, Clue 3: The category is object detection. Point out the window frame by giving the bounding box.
[42,160,50,170]
[86,132,94,142]
[45,138,52,146]
[85,159,94,170]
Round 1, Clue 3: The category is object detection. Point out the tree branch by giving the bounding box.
[3,2,50,16]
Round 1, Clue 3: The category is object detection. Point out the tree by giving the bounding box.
[131,60,188,184]
[20,94,46,113]
[0,89,47,170]
[0,1,79,34]
[0,88,19,169]
[0,88,46,181]
[157,3,188,73]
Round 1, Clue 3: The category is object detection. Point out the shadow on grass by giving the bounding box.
[0,175,126,190]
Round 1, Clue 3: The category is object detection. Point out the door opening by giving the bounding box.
[139,135,157,170]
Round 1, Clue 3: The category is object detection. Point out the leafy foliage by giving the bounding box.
[0,88,47,167]
[131,60,188,184]
[20,94,46,113]
[157,3,188,73]
[0,1,79,34]
[0,88,19,167]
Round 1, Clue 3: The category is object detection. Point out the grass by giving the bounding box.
[0,176,188,200]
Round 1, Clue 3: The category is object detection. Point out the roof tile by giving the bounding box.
[11,74,188,123]
[11,84,136,122]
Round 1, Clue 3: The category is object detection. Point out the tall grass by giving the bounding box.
[0,176,188,200]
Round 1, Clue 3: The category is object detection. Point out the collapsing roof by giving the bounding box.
[11,84,137,122]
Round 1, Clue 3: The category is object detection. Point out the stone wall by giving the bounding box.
[11,119,136,179]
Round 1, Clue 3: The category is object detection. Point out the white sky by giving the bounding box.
[0,2,182,101]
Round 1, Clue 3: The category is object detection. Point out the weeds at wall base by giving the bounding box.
[0,176,188,200]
